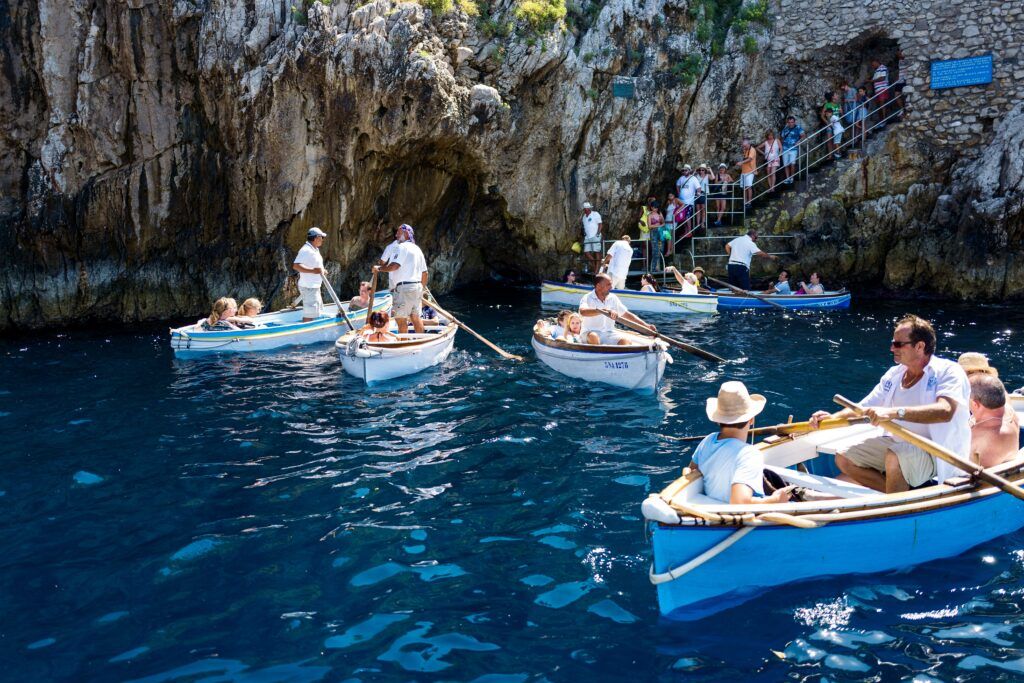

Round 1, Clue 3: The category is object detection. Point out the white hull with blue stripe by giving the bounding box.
[169,295,392,357]
[541,281,717,315]
[643,424,1024,620]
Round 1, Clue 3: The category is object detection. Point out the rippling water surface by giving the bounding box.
[5,286,1024,681]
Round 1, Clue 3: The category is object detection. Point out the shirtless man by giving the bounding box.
[349,281,372,310]
[968,374,1020,468]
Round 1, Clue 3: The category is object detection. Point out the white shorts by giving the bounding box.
[741,173,754,188]
[392,284,423,318]
[833,131,843,145]
[611,275,626,290]
[840,435,936,488]
[782,149,797,166]
[583,236,602,252]
[584,329,624,345]
[299,286,323,319]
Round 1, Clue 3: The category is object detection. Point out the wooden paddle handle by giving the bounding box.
[423,297,524,361]
[833,394,1024,502]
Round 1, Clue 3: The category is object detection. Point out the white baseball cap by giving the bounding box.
[583,202,593,209]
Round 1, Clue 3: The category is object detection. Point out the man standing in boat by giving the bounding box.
[292,227,328,322]
[809,315,971,493]
[601,234,634,290]
[578,273,654,346]
[725,229,777,290]
[375,224,428,334]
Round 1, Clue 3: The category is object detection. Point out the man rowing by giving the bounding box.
[292,227,328,322]
[579,273,655,346]
[375,224,428,334]
[809,314,970,493]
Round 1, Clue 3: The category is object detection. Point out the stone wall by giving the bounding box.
[771,0,1022,150]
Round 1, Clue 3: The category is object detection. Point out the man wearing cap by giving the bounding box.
[601,234,633,290]
[809,314,971,493]
[689,381,795,504]
[293,227,328,322]
[725,229,778,290]
[581,202,603,274]
[375,224,428,334]
[579,273,654,346]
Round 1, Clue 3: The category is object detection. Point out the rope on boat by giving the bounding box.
[754,511,821,529]
[649,526,755,584]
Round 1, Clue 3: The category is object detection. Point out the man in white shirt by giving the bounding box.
[378,233,402,292]
[724,229,778,290]
[581,202,603,274]
[601,234,633,290]
[292,227,328,322]
[578,273,654,345]
[809,315,971,493]
[675,165,701,236]
[375,224,428,333]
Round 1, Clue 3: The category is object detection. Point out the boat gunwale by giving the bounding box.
[531,326,665,355]
[710,288,849,301]
[541,280,718,302]
[337,323,457,351]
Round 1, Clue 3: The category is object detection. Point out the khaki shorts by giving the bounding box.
[299,286,323,319]
[840,435,936,488]
[393,284,423,318]
[584,329,624,345]
[611,275,626,290]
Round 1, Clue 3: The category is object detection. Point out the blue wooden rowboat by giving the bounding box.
[169,295,392,357]
[642,423,1024,620]
[714,289,851,310]
[541,281,718,315]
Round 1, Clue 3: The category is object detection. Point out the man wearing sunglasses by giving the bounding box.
[808,315,971,493]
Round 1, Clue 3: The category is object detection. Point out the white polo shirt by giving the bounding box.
[606,240,633,282]
[678,176,701,206]
[727,235,760,267]
[294,242,324,288]
[392,241,428,287]
[579,290,627,333]
[582,211,602,239]
[380,240,400,290]
[860,355,971,482]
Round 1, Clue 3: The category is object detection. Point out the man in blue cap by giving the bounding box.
[293,227,327,322]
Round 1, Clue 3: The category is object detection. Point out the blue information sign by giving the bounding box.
[930,54,993,90]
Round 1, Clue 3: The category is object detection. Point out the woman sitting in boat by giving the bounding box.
[361,311,398,342]
[562,269,578,284]
[561,313,584,343]
[201,298,242,331]
[640,273,661,293]
[796,272,825,295]
[665,266,700,295]
[689,381,795,504]
[229,298,262,328]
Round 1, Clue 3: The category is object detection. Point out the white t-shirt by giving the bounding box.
[579,290,627,333]
[606,240,633,282]
[294,242,324,288]
[831,116,843,135]
[680,280,699,295]
[692,433,765,503]
[380,240,400,290]
[392,242,428,286]
[678,176,701,206]
[582,211,603,239]
[861,355,971,482]
[727,235,760,267]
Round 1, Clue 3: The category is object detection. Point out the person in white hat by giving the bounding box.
[581,202,603,274]
[689,381,795,504]
[293,227,328,322]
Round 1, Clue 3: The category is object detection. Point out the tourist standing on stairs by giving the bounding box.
[711,163,733,226]
[292,227,328,322]
[725,229,778,290]
[581,202,603,274]
[675,165,701,238]
[820,92,842,160]
[760,131,782,193]
[735,139,757,208]
[375,224,428,334]
[780,116,805,186]
[871,57,891,127]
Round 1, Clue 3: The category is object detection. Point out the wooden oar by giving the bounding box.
[423,296,524,361]
[364,270,378,325]
[598,310,726,363]
[708,275,787,311]
[321,277,357,332]
[677,416,869,441]
[833,394,1024,502]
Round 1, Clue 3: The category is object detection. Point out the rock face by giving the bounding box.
[0,0,1022,328]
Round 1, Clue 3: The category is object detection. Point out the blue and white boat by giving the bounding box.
[541,281,718,315]
[714,289,851,310]
[642,423,1024,620]
[169,295,392,357]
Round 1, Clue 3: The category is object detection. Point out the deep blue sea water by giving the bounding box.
[4,286,1024,681]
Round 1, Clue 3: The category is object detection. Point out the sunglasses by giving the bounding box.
[890,340,915,348]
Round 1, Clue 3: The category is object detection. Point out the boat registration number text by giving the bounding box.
[603,361,630,369]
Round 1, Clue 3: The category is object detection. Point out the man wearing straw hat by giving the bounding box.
[689,381,795,505]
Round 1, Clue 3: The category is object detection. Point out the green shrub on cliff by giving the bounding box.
[514,0,567,32]
[417,0,453,14]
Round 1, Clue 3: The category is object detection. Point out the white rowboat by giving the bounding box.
[335,322,457,383]
[531,325,672,392]
[541,281,717,315]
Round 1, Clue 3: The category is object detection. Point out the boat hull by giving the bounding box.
[651,490,1024,620]
[531,335,669,392]
[541,281,717,315]
[336,324,457,383]
[714,290,851,310]
[170,296,392,357]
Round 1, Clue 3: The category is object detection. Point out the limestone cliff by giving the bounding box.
[0,0,1021,329]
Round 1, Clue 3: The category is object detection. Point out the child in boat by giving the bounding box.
[561,313,584,343]
[229,298,262,328]
[200,298,241,331]
[361,311,398,342]
[689,381,795,505]
[537,310,572,339]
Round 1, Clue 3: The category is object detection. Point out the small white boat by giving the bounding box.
[335,322,457,383]
[541,281,717,315]
[531,323,672,392]
[169,296,392,357]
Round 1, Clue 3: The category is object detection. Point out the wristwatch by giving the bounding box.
[896,408,906,419]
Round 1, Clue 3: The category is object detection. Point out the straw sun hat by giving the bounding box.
[706,381,767,424]
[958,352,998,377]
